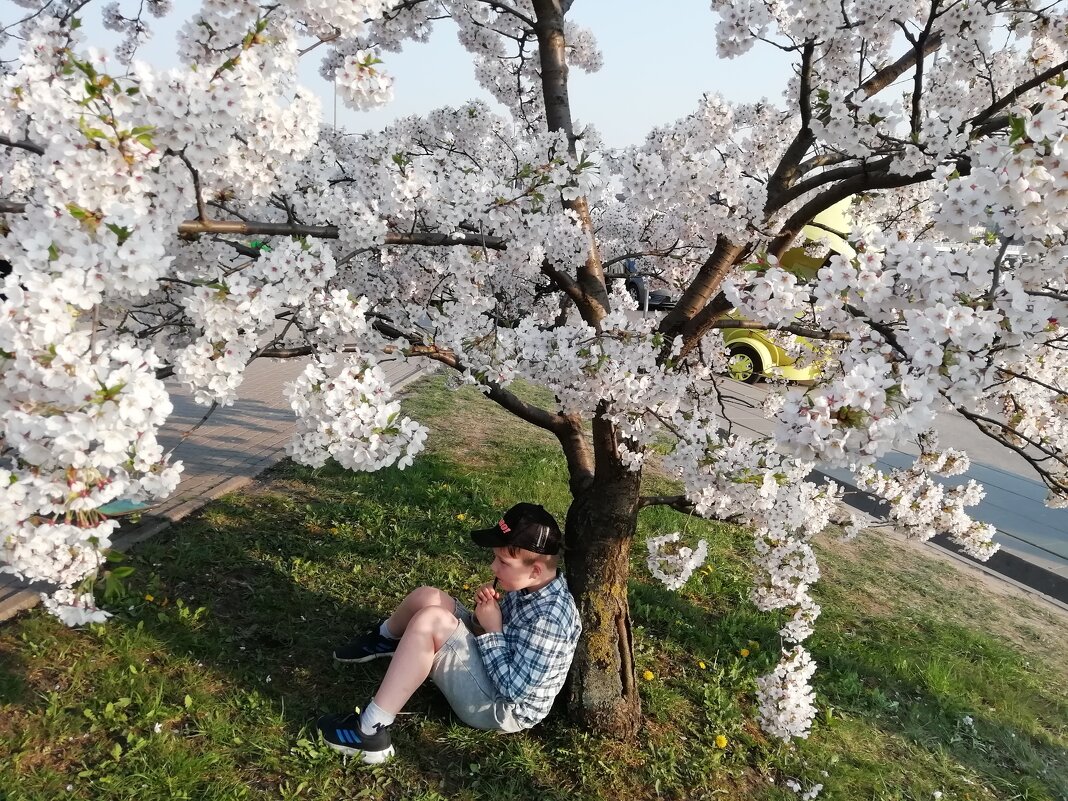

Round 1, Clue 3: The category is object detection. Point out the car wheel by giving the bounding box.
[727,345,763,384]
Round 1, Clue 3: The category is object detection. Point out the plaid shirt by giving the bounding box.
[475,573,581,729]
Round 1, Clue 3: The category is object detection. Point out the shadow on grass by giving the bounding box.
[0,645,30,707]
[65,455,583,799]
[120,456,496,710]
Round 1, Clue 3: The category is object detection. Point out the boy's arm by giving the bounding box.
[474,613,576,702]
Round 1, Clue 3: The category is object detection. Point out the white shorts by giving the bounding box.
[429,600,524,733]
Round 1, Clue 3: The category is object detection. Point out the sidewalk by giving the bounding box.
[0,356,428,622]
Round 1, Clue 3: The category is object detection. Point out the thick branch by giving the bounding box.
[0,135,44,155]
[908,3,940,140]
[532,0,609,327]
[658,237,746,346]
[857,31,944,102]
[765,40,818,202]
[637,494,697,514]
[377,315,595,487]
[768,165,940,259]
[774,155,893,210]
[541,258,585,305]
[765,32,945,213]
[177,219,507,249]
[969,57,1068,130]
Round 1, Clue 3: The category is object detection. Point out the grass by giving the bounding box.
[1,374,1066,800]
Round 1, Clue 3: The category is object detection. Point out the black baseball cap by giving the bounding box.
[470,503,563,555]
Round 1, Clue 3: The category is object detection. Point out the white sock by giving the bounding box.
[379,619,399,640]
[359,699,396,736]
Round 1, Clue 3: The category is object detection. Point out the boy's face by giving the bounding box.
[490,547,544,592]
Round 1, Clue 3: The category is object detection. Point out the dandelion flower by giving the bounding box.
[456,513,467,521]
[714,734,728,749]
[144,594,154,602]
[739,648,750,657]
[698,661,707,670]
[642,670,655,681]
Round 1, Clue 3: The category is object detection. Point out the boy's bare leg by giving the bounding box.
[383,586,455,637]
[374,605,459,714]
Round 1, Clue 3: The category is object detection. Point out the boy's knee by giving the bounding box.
[408,606,459,643]
[407,585,452,610]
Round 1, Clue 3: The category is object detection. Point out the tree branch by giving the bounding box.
[172,150,208,222]
[637,494,696,513]
[658,237,747,357]
[177,219,507,249]
[953,403,1068,496]
[709,319,851,341]
[532,0,610,328]
[968,57,1068,131]
[0,135,44,156]
[768,164,941,259]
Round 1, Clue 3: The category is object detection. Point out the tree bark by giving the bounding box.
[563,417,643,736]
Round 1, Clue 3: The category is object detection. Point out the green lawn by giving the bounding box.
[1,375,1066,800]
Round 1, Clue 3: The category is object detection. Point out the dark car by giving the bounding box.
[606,259,676,311]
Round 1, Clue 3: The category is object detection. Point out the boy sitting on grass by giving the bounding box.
[316,502,581,763]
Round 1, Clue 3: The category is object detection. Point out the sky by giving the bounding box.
[0,0,795,148]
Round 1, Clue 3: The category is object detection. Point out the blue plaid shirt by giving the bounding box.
[475,573,581,728]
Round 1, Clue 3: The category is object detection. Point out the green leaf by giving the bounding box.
[105,223,132,245]
[1008,114,1027,144]
[184,694,193,709]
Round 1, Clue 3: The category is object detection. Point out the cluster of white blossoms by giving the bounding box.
[646,533,709,591]
[854,455,1000,561]
[755,645,819,741]
[334,50,395,111]
[0,0,404,622]
[285,353,428,472]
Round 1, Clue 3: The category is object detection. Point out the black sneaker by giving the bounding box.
[333,621,399,663]
[316,712,395,764]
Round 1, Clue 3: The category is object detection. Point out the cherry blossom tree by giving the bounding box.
[2,0,1066,738]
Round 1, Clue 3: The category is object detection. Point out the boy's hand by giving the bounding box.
[474,581,500,606]
[474,591,503,634]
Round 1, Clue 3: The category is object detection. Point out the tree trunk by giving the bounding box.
[563,457,642,736]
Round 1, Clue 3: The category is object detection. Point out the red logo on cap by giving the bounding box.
[498,519,511,535]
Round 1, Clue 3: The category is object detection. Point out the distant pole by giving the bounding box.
[333,78,337,129]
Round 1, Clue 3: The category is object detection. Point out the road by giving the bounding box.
[715,379,1068,578]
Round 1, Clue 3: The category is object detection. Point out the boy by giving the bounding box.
[316,502,581,763]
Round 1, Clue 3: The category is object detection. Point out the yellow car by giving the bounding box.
[722,315,821,383]
[724,200,853,383]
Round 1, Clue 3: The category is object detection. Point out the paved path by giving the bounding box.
[0,356,428,622]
